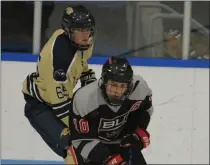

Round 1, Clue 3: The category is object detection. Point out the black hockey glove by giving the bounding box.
[80,69,97,87]
[120,128,150,150]
[103,154,128,165]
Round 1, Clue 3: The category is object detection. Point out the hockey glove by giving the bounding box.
[120,128,150,150]
[104,154,128,165]
[80,69,97,87]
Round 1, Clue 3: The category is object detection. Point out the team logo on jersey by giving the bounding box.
[54,69,67,82]
[106,127,123,138]
[98,112,129,131]
[129,101,142,112]
[60,128,70,138]
[66,7,74,15]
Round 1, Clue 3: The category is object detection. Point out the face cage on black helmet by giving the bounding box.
[66,26,95,50]
[99,78,133,106]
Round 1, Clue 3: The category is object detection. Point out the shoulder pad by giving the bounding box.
[72,81,100,117]
[129,75,152,101]
[52,29,65,37]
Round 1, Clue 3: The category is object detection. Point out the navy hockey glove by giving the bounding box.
[104,154,128,165]
[120,128,150,150]
[80,69,97,87]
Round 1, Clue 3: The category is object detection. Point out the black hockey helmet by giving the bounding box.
[61,5,95,50]
[99,56,134,106]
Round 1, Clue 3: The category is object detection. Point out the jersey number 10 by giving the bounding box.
[73,119,89,133]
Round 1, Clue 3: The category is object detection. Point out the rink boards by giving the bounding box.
[1,54,209,164]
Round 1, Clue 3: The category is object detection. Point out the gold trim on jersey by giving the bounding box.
[52,99,72,110]
[26,73,71,120]
[52,98,71,119]
[26,73,45,103]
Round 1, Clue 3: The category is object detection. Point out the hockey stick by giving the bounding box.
[116,39,169,57]
[100,139,122,144]
[101,140,133,165]
[116,26,209,58]
[128,149,132,165]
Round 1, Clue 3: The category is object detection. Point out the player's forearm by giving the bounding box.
[82,61,89,72]
[136,101,154,130]
[25,107,70,150]
[137,110,151,130]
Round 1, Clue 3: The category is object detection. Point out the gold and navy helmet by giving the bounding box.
[61,5,95,50]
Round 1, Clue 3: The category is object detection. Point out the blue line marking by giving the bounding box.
[1,159,64,164]
[1,52,209,68]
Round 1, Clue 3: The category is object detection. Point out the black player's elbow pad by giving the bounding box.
[88,142,112,163]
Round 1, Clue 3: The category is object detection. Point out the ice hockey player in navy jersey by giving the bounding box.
[68,56,154,165]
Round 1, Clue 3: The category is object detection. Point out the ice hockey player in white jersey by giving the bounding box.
[68,56,154,165]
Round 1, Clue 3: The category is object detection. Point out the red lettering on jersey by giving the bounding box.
[149,95,152,101]
[73,119,89,133]
[129,101,142,112]
[73,119,79,132]
[79,119,89,133]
